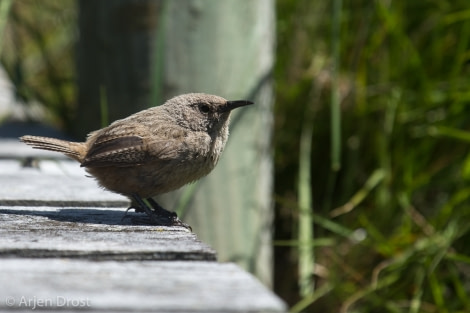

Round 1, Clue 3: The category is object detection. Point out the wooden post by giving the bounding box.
[156,0,275,287]
[75,0,162,138]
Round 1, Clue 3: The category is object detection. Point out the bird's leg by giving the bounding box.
[146,198,175,217]
[129,194,191,230]
[146,197,192,231]
[120,207,135,222]
[120,204,144,222]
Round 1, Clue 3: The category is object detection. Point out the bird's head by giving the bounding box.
[163,93,253,134]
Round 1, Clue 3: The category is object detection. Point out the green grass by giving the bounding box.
[0,0,13,57]
[275,0,470,311]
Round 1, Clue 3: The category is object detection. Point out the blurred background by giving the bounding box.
[1,0,470,312]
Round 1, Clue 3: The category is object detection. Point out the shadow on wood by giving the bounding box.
[0,207,153,226]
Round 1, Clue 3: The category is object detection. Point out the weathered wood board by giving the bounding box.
[0,138,287,312]
[0,259,287,312]
[0,206,215,261]
[0,159,129,207]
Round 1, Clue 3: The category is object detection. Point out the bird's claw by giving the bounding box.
[146,210,192,231]
[126,195,192,231]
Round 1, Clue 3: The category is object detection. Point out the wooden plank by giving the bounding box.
[0,206,215,261]
[0,140,129,207]
[0,259,287,312]
[0,172,129,207]
[0,139,287,312]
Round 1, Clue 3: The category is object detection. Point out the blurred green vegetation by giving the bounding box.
[275,0,470,312]
[0,0,76,127]
[2,0,470,312]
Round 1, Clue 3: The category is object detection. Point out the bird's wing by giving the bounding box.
[81,135,146,167]
[81,127,186,168]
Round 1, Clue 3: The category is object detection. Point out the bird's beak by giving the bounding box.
[220,100,254,113]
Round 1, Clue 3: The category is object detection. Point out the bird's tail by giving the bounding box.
[20,135,86,162]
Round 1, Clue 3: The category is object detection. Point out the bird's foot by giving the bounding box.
[120,206,144,222]
[146,210,191,230]
[129,194,192,231]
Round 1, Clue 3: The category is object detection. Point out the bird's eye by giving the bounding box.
[199,104,210,113]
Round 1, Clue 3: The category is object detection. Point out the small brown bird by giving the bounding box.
[20,93,253,228]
